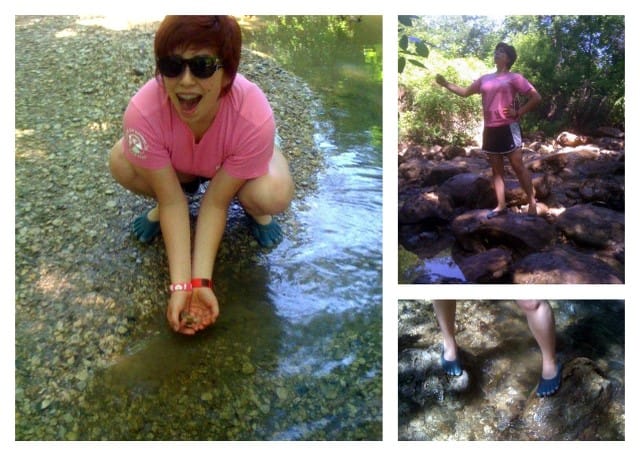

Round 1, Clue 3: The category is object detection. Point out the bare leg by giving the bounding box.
[516,300,557,379]
[237,146,294,224]
[487,154,507,212]
[109,138,202,223]
[507,149,537,215]
[109,138,155,198]
[433,300,458,361]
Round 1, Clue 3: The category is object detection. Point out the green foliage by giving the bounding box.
[507,15,625,132]
[399,15,625,145]
[398,15,429,73]
[399,50,488,145]
[419,16,505,60]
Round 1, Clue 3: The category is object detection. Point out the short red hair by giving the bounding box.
[154,15,242,95]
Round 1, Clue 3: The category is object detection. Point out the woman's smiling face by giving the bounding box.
[162,47,227,134]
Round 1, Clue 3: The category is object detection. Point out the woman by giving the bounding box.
[109,16,294,335]
[432,300,561,397]
[436,42,541,218]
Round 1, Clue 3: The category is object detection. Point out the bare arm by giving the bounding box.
[503,88,542,119]
[191,168,246,279]
[435,74,476,97]
[134,164,192,284]
[517,87,542,117]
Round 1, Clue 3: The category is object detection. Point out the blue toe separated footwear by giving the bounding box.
[536,363,562,397]
[248,217,283,248]
[132,209,161,243]
[440,351,463,377]
[486,208,507,219]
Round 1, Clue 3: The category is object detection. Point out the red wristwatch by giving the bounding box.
[191,278,213,289]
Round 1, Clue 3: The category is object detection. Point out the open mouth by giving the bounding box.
[177,94,202,113]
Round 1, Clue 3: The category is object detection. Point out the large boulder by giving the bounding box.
[520,358,614,440]
[451,210,556,256]
[513,246,623,284]
[399,188,454,224]
[439,173,494,209]
[556,203,624,248]
[556,131,591,147]
[455,247,512,283]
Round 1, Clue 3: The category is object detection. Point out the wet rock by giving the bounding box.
[521,358,613,440]
[513,247,623,284]
[398,347,469,408]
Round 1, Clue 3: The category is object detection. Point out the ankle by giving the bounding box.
[147,206,160,222]
[251,214,272,225]
[442,341,458,361]
[541,358,558,379]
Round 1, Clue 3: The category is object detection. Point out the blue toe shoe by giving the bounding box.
[440,351,463,377]
[132,209,161,244]
[536,363,562,397]
[249,217,283,248]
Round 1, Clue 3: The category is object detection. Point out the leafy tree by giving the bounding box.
[399,49,488,145]
[398,15,429,73]
[418,16,505,60]
[506,15,624,132]
[398,15,624,145]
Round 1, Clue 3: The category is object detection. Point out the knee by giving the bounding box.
[516,299,543,312]
[264,176,294,214]
[239,175,293,215]
[108,138,127,181]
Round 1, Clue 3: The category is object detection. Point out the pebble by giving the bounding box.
[14,15,376,442]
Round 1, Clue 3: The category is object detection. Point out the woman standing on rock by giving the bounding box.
[433,300,561,397]
[109,16,294,334]
[436,42,541,218]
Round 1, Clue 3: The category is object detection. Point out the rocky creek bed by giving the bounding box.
[398,300,625,440]
[398,129,625,284]
[14,16,339,440]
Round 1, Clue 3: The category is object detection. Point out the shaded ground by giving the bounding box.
[398,300,625,440]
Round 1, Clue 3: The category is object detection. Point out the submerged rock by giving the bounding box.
[520,357,614,440]
[398,346,470,408]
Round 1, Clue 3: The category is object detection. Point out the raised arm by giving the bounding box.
[436,75,476,97]
[435,74,477,97]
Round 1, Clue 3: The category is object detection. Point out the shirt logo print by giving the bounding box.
[125,128,148,158]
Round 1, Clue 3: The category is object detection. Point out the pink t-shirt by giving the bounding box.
[469,72,535,127]
[122,74,275,180]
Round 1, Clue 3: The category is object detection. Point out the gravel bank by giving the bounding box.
[15,15,323,440]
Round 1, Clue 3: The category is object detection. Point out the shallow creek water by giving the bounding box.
[71,16,382,440]
[398,300,625,440]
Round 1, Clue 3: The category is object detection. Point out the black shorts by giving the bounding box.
[482,123,522,154]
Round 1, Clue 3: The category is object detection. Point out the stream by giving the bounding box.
[73,16,383,440]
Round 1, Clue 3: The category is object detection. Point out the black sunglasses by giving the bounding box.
[156,55,223,79]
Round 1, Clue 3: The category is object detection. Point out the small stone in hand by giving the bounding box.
[179,311,200,328]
